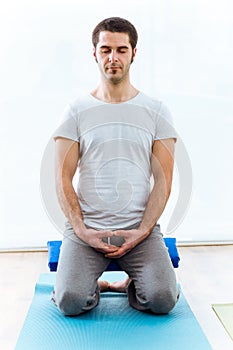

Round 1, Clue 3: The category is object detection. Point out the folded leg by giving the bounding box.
[118,225,179,314]
[53,227,110,316]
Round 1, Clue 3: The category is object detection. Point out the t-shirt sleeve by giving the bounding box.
[154,102,177,141]
[53,104,80,142]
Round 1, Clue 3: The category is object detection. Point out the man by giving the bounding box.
[53,17,179,316]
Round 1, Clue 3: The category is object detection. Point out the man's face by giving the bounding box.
[93,31,137,84]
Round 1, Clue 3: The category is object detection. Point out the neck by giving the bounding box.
[91,79,139,103]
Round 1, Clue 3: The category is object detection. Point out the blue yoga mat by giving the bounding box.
[15,272,213,350]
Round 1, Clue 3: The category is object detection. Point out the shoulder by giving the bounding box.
[132,92,173,123]
[54,94,100,142]
[68,94,104,117]
[131,92,161,111]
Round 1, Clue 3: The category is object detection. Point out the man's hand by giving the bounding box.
[104,228,149,258]
[80,228,119,254]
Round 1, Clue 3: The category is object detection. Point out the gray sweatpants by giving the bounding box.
[53,222,179,316]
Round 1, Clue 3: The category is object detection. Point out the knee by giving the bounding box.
[55,290,84,316]
[55,289,97,316]
[149,287,178,314]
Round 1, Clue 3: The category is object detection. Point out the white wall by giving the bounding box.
[0,0,232,248]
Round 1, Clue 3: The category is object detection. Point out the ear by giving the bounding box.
[131,47,137,63]
[93,47,98,63]
[132,47,137,60]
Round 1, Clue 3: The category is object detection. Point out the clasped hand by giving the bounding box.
[82,228,147,259]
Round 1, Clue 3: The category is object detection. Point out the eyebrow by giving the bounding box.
[99,45,129,50]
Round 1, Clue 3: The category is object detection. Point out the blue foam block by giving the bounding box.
[15,272,213,350]
[47,237,180,272]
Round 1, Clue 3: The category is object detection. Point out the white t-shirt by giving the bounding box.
[53,92,177,230]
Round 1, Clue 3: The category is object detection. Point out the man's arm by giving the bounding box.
[139,138,175,234]
[55,137,117,253]
[105,138,175,258]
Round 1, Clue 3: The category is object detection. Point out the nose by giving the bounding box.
[108,50,118,62]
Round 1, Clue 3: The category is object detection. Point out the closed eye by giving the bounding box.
[100,46,111,54]
[118,48,128,53]
[99,46,129,54]
[101,48,111,53]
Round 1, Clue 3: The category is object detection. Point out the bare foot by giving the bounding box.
[98,280,110,292]
[98,278,131,293]
[108,277,131,293]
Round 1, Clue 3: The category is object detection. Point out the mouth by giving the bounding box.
[107,65,121,70]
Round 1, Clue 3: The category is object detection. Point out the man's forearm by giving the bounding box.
[105,177,171,259]
[56,176,118,254]
[139,175,171,236]
[139,138,175,236]
[56,176,86,238]
[54,138,86,238]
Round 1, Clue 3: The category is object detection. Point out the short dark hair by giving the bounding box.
[92,17,138,50]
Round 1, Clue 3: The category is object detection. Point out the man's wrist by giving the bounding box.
[138,223,154,237]
[72,218,87,240]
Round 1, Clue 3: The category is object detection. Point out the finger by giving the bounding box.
[113,230,133,239]
[103,244,119,251]
[97,242,119,251]
[105,246,129,258]
[95,246,119,254]
[96,230,114,238]
[112,230,126,236]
